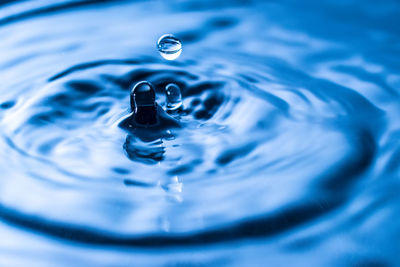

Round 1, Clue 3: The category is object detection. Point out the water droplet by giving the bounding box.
[131,81,155,110]
[157,34,182,60]
[165,83,183,111]
[130,81,157,126]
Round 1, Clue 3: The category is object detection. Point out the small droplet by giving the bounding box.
[157,34,182,60]
[165,83,182,111]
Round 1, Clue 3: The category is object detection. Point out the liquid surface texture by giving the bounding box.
[0,0,399,266]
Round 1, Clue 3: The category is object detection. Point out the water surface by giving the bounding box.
[0,0,399,266]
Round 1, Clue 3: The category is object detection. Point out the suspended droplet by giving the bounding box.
[157,34,182,60]
[165,83,183,111]
[130,81,157,126]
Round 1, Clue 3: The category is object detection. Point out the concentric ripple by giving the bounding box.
[0,0,399,265]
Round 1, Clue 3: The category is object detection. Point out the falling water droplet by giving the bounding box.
[157,34,182,60]
[165,83,183,111]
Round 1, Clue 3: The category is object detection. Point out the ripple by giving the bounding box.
[0,55,383,243]
[0,0,398,265]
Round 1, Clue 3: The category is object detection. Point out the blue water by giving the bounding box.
[0,0,399,266]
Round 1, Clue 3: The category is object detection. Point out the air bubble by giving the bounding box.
[157,34,182,60]
[165,83,183,111]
